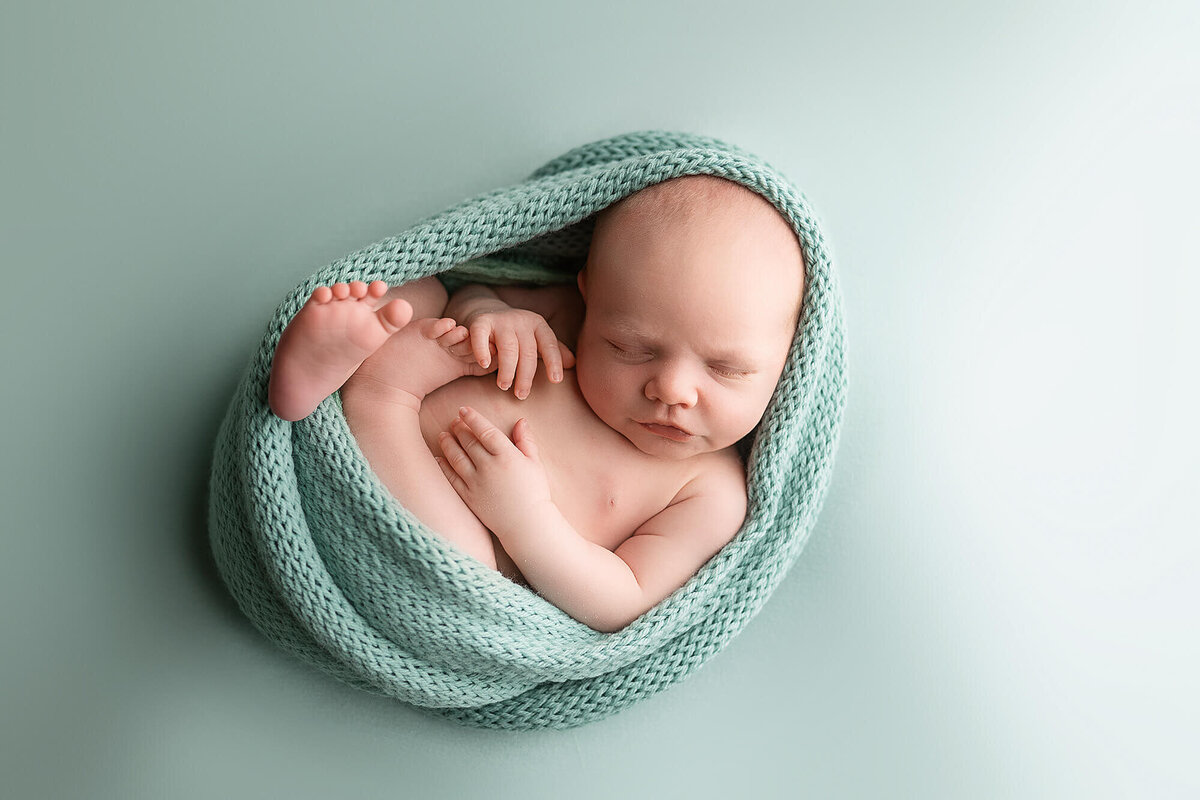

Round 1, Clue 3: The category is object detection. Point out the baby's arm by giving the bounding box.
[608,461,747,628]
[437,406,747,632]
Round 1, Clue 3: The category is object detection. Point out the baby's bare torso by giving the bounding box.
[418,369,737,555]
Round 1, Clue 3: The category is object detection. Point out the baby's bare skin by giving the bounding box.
[415,290,739,585]
[269,175,805,632]
[422,370,709,554]
[330,282,731,595]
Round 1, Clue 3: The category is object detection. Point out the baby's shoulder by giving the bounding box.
[689,445,747,486]
[672,447,748,529]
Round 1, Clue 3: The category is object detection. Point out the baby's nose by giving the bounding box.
[645,366,698,408]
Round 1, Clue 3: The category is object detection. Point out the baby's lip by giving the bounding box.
[639,419,693,436]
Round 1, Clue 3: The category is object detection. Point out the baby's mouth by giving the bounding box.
[638,421,694,442]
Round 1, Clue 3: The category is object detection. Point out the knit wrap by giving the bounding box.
[207,131,847,729]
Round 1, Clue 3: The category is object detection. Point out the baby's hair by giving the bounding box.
[596,174,774,234]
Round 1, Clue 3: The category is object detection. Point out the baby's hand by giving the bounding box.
[443,307,576,400]
[435,406,555,536]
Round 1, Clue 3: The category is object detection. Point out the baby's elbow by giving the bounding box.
[590,594,654,634]
[582,555,657,633]
[590,614,636,635]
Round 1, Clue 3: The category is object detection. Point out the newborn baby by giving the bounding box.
[268,175,805,632]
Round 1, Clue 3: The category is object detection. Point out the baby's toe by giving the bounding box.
[310,285,333,304]
[331,283,350,300]
[376,298,413,333]
[348,280,368,299]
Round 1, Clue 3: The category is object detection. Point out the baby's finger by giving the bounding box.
[494,330,520,391]
[513,331,539,399]
[450,414,493,462]
[437,431,475,476]
[558,342,576,370]
[469,320,495,369]
[420,317,457,342]
[533,323,564,383]
[450,341,497,366]
[457,406,512,456]
[437,333,470,357]
[434,456,467,493]
[436,325,470,348]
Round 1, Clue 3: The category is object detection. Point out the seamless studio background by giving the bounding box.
[1,1,1196,797]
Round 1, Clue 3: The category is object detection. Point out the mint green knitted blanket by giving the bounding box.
[207,131,847,730]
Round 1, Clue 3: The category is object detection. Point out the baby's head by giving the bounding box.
[574,175,805,459]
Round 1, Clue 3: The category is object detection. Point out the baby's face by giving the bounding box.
[574,180,804,460]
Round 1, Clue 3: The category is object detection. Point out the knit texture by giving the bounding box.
[207,131,847,730]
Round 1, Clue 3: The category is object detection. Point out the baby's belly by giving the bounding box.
[418,371,691,552]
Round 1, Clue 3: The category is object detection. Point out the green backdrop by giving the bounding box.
[2,0,1197,797]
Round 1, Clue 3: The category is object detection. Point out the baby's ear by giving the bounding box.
[576,268,588,302]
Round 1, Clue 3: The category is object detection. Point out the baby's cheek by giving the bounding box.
[732,387,775,436]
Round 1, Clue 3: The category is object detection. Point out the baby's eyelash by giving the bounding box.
[607,341,646,357]
[710,365,748,378]
[609,341,748,378]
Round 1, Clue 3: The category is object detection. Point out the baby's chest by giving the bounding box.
[421,374,689,551]
[542,433,681,551]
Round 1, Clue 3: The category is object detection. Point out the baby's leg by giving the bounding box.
[340,283,500,571]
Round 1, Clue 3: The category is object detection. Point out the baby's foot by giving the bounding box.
[346,317,491,408]
[268,280,414,421]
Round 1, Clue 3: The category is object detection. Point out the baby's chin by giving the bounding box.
[619,423,715,460]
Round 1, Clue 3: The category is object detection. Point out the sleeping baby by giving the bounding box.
[267,175,805,632]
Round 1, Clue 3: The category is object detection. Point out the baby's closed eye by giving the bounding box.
[708,364,751,379]
[606,340,650,360]
[608,339,754,379]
